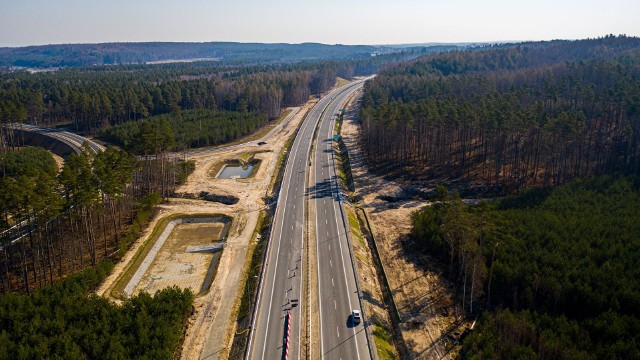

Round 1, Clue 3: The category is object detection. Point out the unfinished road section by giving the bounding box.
[122,216,230,297]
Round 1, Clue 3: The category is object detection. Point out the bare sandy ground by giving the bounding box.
[179,104,314,360]
[96,103,318,360]
[133,222,225,296]
[341,90,461,359]
[51,153,65,171]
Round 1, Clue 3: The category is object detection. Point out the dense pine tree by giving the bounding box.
[411,177,640,358]
[360,36,640,194]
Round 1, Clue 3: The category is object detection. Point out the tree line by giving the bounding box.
[0,144,192,294]
[0,260,194,359]
[0,41,378,68]
[0,62,336,132]
[0,50,430,138]
[99,108,269,151]
[411,177,640,358]
[360,35,640,194]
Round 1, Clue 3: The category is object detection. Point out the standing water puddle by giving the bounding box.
[216,162,256,179]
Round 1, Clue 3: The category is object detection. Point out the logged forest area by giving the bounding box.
[360,35,640,194]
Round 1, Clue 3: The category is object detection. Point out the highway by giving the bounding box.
[312,83,370,360]
[6,123,105,154]
[247,80,368,360]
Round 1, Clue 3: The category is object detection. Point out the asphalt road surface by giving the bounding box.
[312,83,371,360]
[248,80,368,360]
[6,123,105,154]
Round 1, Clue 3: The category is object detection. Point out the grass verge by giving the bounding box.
[347,204,401,359]
[335,77,351,88]
[373,322,398,360]
[332,113,355,194]
[227,211,269,359]
[347,208,366,248]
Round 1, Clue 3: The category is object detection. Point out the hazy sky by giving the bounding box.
[1,0,639,47]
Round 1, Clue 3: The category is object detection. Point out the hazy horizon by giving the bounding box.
[0,39,541,49]
[1,0,639,47]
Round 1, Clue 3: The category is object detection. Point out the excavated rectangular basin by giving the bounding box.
[216,162,256,179]
[123,216,230,297]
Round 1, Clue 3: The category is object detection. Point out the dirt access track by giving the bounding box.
[97,100,317,360]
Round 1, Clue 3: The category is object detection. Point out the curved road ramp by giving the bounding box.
[4,123,105,157]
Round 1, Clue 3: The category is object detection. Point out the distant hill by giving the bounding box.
[0,42,382,68]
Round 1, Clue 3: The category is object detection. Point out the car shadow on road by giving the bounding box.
[346,315,361,329]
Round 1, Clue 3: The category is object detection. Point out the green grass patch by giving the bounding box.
[373,322,398,360]
[268,126,298,194]
[334,115,342,133]
[347,208,366,248]
[208,162,226,178]
[238,152,254,163]
[333,114,355,193]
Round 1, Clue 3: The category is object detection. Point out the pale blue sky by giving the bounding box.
[1,0,638,47]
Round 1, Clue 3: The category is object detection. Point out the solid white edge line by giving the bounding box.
[329,87,364,360]
[249,81,362,360]
[256,96,317,359]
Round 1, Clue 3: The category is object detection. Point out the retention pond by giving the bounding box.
[216,161,258,179]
